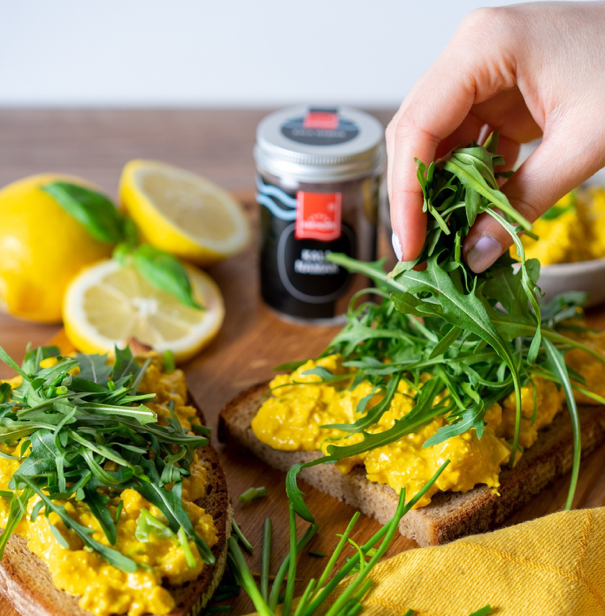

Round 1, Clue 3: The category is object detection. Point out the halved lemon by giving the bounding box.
[119,160,250,266]
[63,259,225,363]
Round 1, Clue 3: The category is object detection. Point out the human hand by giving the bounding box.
[387,1,605,271]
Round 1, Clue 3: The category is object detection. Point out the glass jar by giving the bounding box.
[254,106,385,323]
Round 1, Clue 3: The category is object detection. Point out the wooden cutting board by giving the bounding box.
[2,194,605,615]
[0,110,604,615]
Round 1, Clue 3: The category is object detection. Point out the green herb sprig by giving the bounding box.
[41,181,202,309]
[0,343,213,569]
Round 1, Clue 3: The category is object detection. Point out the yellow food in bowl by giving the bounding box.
[518,187,605,265]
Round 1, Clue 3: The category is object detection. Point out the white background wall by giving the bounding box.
[0,0,581,107]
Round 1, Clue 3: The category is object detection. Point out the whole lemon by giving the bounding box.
[0,174,113,323]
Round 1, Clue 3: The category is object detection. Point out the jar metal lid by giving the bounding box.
[255,105,385,183]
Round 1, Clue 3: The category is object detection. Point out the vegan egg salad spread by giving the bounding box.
[0,352,217,616]
[517,187,605,265]
[251,354,570,507]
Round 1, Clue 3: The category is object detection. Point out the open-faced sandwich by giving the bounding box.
[0,344,231,616]
[220,134,605,547]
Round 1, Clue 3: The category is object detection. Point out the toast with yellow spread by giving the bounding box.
[219,379,605,547]
[0,347,232,616]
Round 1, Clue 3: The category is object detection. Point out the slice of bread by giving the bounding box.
[219,381,605,547]
[0,394,233,616]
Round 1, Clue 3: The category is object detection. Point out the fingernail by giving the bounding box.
[391,231,403,261]
[466,235,502,273]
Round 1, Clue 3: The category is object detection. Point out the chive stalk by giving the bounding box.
[261,518,272,601]
[268,523,319,612]
[226,543,273,616]
[163,350,176,372]
[232,519,254,552]
[282,503,298,616]
[238,486,268,503]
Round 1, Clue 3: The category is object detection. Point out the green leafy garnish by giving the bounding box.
[132,244,202,310]
[228,462,449,616]
[280,134,604,523]
[41,182,125,244]
[41,181,201,310]
[0,344,213,571]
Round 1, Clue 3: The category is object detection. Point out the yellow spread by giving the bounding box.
[565,330,605,404]
[251,355,569,507]
[0,355,217,616]
[518,188,605,265]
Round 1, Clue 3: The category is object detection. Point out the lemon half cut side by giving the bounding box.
[119,160,250,266]
[63,259,225,363]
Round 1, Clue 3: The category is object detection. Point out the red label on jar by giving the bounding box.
[295,192,342,242]
[303,111,339,131]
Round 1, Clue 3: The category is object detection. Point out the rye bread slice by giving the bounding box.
[218,381,605,547]
[0,393,233,616]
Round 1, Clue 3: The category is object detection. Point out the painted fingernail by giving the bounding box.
[391,231,403,261]
[466,235,502,273]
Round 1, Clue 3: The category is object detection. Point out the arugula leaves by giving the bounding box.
[0,344,214,571]
[283,134,604,522]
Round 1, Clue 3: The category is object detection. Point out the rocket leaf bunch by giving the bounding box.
[284,134,605,520]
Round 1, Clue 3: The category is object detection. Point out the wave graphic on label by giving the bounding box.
[256,176,297,221]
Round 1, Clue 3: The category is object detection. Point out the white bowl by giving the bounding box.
[537,258,605,307]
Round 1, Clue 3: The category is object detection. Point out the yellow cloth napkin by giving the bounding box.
[348,507,605,616]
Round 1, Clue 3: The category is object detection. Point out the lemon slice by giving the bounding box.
[63,259,224,363]
[119,160,250,266]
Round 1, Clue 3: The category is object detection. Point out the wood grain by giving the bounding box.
[0,109,603,616]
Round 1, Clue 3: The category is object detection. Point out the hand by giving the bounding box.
[387,1,605,271]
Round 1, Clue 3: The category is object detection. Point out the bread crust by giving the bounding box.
[219,381,605,547]
[0,394,232,616]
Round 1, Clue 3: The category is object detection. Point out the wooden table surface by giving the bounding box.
[0,109,604,616]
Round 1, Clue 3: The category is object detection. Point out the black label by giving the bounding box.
[281,109,359,146]
[259,206,356,320]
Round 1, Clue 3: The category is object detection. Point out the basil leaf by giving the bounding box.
[41,182,125,244]
[132,244,202,310]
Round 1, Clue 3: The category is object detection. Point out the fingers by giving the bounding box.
[387,7,522,261]
[434,114,486,159]
[463,129,605,272]
[387,63,476,261]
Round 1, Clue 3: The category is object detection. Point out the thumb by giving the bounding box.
[463,131,605,273]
